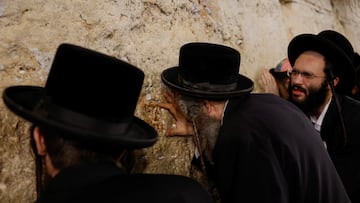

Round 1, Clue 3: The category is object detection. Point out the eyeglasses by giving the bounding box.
[288,70,326,80]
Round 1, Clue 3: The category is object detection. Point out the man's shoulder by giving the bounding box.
[335,95,360,114]
[108,174,212,197]
[228,93,301,115]
[70,174,213,203]
[342,95,360,106]
[120,174,210,193]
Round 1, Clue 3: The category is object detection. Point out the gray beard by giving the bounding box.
[195,114,221,162]
[177,96,221,162]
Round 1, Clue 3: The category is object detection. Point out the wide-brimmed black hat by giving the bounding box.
[161,42,254,100]
[2,44,158,149]
[288,30,355,94]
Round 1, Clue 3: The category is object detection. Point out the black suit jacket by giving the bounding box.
[321,95,360,202]
[212,94,350,203]
[36,162,213,203]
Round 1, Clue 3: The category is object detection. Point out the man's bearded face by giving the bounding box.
[289,77,329,115]
[177,96,221,161]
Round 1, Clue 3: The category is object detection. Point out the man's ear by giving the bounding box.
[203,100,214,114]
[332,76,339,87]
[325,69,339,87]
[33,126,47,156]
[203,100,223,119]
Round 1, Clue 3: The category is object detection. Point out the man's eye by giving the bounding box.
[302,72,313,78]
[291,70,299,75]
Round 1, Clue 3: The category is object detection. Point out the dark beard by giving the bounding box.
[289,80,329,116]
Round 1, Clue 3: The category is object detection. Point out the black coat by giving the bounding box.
[212,94,350,203]
[36,162,213,203]
[321,95,360,202]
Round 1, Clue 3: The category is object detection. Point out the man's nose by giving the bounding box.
[291,73,304,84]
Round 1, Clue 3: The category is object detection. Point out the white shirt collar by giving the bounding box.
[310,98,332,132]
[221,100,229,125]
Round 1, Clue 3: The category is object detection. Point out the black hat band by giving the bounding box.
[34,98,131,136]
[179,75,237,92]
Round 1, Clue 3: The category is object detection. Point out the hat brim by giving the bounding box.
[3,86,158,149]
[161,67,254,100]
[288,34,354,91]
[269,68,289,79]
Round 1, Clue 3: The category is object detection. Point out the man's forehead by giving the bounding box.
[294,51,326,70]
[299,50,325,60]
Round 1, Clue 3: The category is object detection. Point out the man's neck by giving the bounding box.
[312,93,333,119]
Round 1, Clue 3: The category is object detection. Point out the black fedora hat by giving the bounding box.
[288,30,355,94]
[2,44,158,149]
[161,42,253,100]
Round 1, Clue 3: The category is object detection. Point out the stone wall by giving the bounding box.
[0,0,359,202]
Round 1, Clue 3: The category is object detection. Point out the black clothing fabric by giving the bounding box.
[36,162,213,203]
[321,95,360,202]
[212,94,350,203]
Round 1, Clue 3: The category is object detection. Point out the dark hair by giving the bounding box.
[323,58,353,95]
[30,125,134,198]
[37,125,124,169]
[30,125,47,199]
[324,59,348,146]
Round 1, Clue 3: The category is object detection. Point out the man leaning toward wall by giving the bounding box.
[159,42,350,203]
[2,43,213,203]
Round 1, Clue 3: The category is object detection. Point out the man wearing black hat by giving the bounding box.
[2,44,213,203]
[287,30,360,202]
[159,42,350,203]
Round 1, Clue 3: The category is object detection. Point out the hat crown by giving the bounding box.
[45,44,144,123]
[178,42,240,89]
[318,30,354,63]
[161,42,253,100]
[3,44,158,148]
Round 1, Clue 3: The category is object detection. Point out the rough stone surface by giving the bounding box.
[0,0,359,202]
